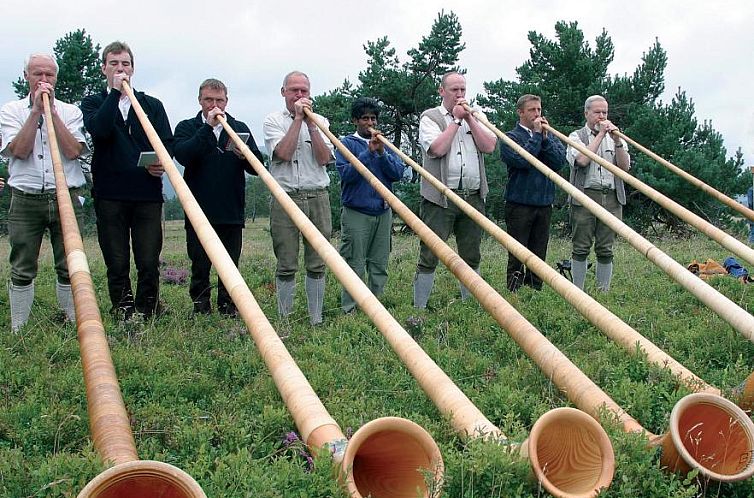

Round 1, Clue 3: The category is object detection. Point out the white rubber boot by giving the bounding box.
[305,275,325,325]
[572,259,588,290]
[596,261,613,292]
[459,267,481,300]
[413,271,435,309]
[56,282,77,323]
[276,277,295,317]
[9,281,34,333]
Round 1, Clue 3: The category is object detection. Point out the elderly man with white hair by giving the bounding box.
[0,53,87,332]
[566,95,631,292]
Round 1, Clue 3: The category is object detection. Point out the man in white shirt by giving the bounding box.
[566,95,631,291]
[0,53,87,332]
[414,72,497,308]
[263,71,334,325]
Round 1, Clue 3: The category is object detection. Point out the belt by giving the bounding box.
[11,186,83,198]
[286,188,327,199]
[450,188,480,197]
[585,187,614,195]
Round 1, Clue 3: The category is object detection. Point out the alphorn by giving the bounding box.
[464,104,754,345]
[119,82,442,498]
[334,113,754,484]
[613,130,754,223]
[40,94,206,498]
[226,106,615,498]
[545,123,754,267]
[371,128,754,412]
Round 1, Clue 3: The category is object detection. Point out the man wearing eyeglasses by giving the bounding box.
[335,97,405,314]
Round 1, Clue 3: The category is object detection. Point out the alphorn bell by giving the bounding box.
[222,104,615,497]
[292,110,616,498]
[371,129,754,412]
[545,124,754,267]
[352,111,753,484]
[40,94,206,498]
[462,106,754,481]
[613,130,754,222]
[119,82,442,498]
[463,104,754,345]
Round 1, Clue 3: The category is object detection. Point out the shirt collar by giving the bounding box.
[201,113,223,130]
[518,123,533,136]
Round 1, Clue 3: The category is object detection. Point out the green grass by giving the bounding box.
[1,219,754,497]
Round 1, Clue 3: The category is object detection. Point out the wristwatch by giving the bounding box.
[453,117,463,126]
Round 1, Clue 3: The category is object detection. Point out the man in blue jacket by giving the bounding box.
[500,95,566,291]
[335,97,405,313]
[174,78,263,316]
[81,41,173,320]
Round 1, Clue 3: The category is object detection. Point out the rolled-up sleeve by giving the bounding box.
[418,114,441,157]
[565,131,580,167]
[263,112,286,157]
[0,102,23,157]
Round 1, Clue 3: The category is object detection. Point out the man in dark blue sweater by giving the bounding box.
[500,95,566,291]
[82,41,173,319]
[174,78,263,316]
[335,97,405,313]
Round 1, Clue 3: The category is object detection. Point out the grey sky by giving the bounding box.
[2,0,751,166]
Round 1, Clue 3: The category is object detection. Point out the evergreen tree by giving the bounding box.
[8,28,105,234]
[479,21,745,232]
[13,28,105,105]
[313,10,467,218]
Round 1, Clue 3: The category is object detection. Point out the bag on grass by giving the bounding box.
[687,259,728,280]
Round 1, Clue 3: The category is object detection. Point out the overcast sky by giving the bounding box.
[2,0,752,166]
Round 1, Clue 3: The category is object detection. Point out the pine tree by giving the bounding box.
[13,28,104,105]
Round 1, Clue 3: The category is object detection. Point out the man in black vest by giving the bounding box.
[82,41,173,319]
[174,78,263,316]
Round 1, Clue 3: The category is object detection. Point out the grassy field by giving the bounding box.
[1,218,754,497]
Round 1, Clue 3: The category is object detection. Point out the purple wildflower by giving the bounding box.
[161,266,189,285]
[282,431,300,447]
[281,430,314,473]
[301,450,314,472]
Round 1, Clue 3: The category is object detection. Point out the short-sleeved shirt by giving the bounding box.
[263,109,334,192]
[418,105,494,190]
[0,98,87,190]
[566,129,627,190]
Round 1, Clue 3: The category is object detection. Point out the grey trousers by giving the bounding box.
[571,188,621,264]
[417,193,484,273]
[8,187,83,286]
[270,189,332,280]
